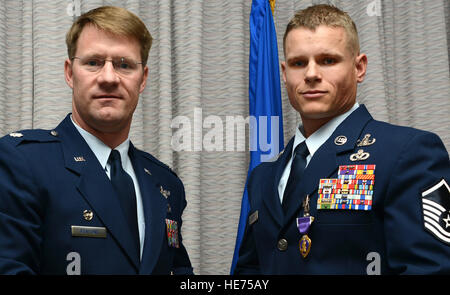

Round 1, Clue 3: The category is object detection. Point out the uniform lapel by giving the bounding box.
[282,142,338,222]
[55,115,140,271]
[283,105,374,223]
[128,144,167,274]
[261,137,295,228]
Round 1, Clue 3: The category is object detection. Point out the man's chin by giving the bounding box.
[89,112,129,132]
[299,106,334,120]
[94,108,124,122]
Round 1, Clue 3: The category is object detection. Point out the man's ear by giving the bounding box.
[281,61,287,85]
[64,58,74,89]
[139,65,149,93]
[355,53,368,83]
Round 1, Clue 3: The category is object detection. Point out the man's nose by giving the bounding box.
[97,60,120,85]
[304,61,321,83]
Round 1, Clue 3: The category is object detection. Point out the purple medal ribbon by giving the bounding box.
[296,216,313,235]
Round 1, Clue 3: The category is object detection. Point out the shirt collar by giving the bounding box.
[70,115,130,170]
[292,102,359,158]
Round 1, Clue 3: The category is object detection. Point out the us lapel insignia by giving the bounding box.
[350,149,370,161]
[334,135,347,145]
[357,134,376,147]
[74,156,86,162]
[144,168,151,175]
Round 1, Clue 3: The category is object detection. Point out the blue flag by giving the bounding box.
[230,0,284,274]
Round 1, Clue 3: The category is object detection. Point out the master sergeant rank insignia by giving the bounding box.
[421,178,450,245]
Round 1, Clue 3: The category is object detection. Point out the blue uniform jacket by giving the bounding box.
[235,104,450,274]
[0,114,193,274]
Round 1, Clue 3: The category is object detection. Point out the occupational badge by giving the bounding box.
[357,134,376,147]
[350,149,370,161]
[421,178,450,245]
[297,195,314,258]
[160,186,171,199]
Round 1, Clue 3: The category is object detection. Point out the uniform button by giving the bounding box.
[277,238,288,251]
[50,130,58,137]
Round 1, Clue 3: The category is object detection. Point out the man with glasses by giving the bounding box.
[0,6,193,275]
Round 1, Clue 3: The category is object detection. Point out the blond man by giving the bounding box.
[235,4,450,274]
[0,6,192,275]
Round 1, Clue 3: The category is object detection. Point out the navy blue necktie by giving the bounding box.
[282,141,309,214]
[108,150,140,255]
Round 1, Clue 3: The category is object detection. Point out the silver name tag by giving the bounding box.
[71,226,107,238]
[249,210,259,225]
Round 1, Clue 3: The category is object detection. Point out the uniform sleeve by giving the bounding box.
[234,173,261,275]
[0,139,44,274]
[234,215,261,275]
[384,131,450,274]
[171,184,194,275]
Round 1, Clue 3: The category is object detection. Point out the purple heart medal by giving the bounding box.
[296,195,314,258]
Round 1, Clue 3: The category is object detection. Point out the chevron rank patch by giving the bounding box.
[421,179,450,245]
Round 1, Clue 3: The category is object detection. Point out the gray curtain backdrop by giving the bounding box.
[0,0,448,274]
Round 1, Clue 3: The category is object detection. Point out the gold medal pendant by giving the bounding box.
[299,234,312,258]
[296,195,314,259]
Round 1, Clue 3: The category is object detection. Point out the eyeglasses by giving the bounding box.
[71,56,143,75]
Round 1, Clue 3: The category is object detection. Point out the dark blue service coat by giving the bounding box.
[0,115,193,274]
[235,105,450,274]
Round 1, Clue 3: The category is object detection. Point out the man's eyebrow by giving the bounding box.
[317,51,344,57]
[286,51,343,61]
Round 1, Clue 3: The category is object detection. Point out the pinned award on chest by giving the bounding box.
[297,195,314,258]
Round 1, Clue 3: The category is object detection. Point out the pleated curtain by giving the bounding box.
[0,0,448,274]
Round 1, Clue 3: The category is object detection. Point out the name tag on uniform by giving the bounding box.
[71,225,107,238]
[248,210,259,225]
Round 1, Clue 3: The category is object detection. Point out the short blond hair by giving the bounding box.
[283,4,360,56]
[66,6,152,66]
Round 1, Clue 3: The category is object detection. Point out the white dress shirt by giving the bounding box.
[71,116,145,260]
[278,103,360,203]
